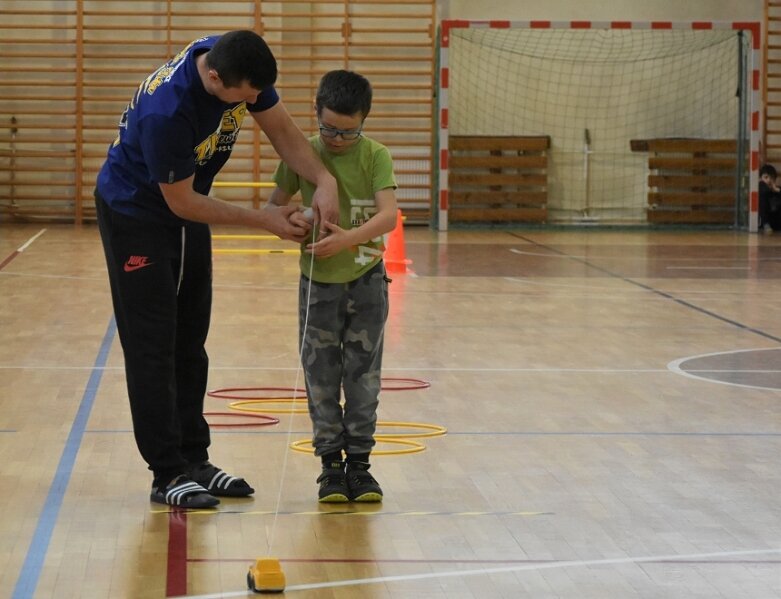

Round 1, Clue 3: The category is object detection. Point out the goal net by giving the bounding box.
[439,23,755,227]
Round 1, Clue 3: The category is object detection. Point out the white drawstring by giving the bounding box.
[266,218,316,557]
[176,226,185,295]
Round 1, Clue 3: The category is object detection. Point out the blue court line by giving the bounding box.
[12,317,115,599]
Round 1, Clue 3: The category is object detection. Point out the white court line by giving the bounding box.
[0,365,671,372]
[17,228,47,252]
[0,268,771,300]
[0,270,292,288]
[1,229,47,270]
[7,364,781,375]
[504,276,649,291]
[668,347,781,391]
[666,266,749,270]
[177,547,781,598]
[509,247,771,265]
[0,271,104,281]
[510,248,583,259]
[503,277,778,296]
[0,269,391,291]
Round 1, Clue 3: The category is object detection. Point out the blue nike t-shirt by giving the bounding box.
[96,35,279,224]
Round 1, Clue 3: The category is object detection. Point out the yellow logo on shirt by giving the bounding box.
[221,103,246,133]
[194,103,247,164]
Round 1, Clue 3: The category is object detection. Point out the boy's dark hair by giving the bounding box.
[206,30,277,90]
[315,70,372,119]
[761,164,778,179]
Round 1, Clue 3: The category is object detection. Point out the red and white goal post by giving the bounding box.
[435,20,761,231]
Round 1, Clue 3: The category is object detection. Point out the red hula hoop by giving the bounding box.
[203,411,279,427]
[380,377,431,391]
[207,386,307,400]
[207,378,430,400]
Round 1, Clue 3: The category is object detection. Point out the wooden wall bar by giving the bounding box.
[448,135,551,224]
[0,0,435,224]
[631,138,738,225]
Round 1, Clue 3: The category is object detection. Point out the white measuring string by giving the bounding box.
[265,215,318,557]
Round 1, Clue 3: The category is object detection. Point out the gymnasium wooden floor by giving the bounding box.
[1,222,780,598]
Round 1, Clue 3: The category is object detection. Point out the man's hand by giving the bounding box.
[264,204,311,243]
[310,177,339,239]
[288,209,316,243]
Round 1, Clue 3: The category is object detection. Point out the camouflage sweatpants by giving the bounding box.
[299,261,389,457]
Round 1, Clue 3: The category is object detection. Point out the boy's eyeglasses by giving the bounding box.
[318,122,363,141]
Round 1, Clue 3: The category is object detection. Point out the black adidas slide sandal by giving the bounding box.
[187,462,255,497]
[150,475,219,508]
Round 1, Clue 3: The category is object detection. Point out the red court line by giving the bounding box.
[0,250,20,271]
[166,511,188,597]
[0,229,46,271]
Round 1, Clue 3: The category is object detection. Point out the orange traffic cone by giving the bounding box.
[384,208,412,274]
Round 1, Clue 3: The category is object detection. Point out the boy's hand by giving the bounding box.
[305,221,353,257]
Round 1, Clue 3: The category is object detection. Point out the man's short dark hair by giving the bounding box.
[206,30,277,90]
[315,70,372,119]
[761,164,778,179]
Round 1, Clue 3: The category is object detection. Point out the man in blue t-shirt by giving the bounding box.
[95,30,337,509]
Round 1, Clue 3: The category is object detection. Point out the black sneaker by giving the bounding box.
[317,461,349,503]
[346,462,383,502]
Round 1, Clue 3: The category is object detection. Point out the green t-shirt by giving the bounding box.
[272,135,397,283]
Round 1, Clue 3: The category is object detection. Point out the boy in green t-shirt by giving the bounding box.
[266,70,398,502]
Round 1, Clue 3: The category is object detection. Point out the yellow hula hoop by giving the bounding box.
[213,249,298,255]
[375,421,447,439]
[229,399,308,414]
[290,437,425,456]
[212,181,275,188]
[211,234,277,240]
[227,403,446,451]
